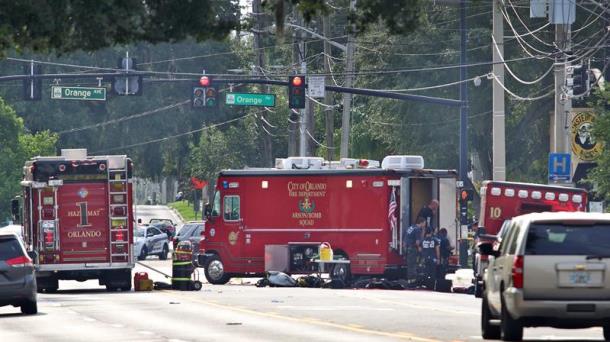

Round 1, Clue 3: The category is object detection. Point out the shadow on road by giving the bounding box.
[0,312,47,319]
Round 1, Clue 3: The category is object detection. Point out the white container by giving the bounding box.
[381,155,424,170]
[276,157,324,170]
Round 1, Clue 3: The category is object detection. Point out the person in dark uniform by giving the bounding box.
[404,216,426,288]
[437,227,453,274]
[421,227,440,289]
[417,199,439,230]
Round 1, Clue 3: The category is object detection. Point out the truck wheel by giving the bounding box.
[481,296,500,339]
[330,262,351,287]
[20,300,38,315]
[204,255,230,285]
[500,293,523,341]
[138,246,148,261]
[603,325,610,341]
[159,244,169,260]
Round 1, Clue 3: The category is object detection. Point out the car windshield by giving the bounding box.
[178,225,195,237]
[525,223,610,256]
[0,237,24,261]
[135,228,145,237]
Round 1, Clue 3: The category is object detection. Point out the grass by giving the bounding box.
[168,201,202,222]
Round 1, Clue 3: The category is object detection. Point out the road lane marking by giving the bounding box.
[159,291,441,342]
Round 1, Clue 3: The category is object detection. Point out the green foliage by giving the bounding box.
[0,97,57,221]
[0,0,239,55]
[168,201,200,222]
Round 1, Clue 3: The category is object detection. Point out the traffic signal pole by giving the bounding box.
[339,0,357,159]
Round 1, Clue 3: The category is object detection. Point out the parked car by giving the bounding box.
[134,226,169,261]
[174,221,205,261]
[0,231,37,314]
[149,219,176,240]
[481,212,610,341]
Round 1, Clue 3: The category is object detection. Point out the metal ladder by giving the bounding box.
[107,158,130,265]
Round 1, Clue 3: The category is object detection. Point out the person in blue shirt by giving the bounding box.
[404,216,426,288]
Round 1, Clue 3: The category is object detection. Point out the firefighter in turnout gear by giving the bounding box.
[404,216,426,288]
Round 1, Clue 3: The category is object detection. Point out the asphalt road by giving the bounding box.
[0,206,605,341]
[135,204,184,229]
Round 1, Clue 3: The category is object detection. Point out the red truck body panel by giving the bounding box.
[478,180,588,236]
[201,167,458,278]
[20,151,134,289]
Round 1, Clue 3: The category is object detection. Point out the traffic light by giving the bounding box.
[205,86,218,107]
[192,87,205,108]
[572,65,590,97]
[288,75,306,109]
[192,76,218,108]
[460,189,474,204]
[113,57,143,95]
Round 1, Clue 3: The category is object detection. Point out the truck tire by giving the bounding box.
[481,296,500,339]
[204,255,230,285]
[500,293,523,341]
[603,325,610,341]
[104,269,132,292]
[20,300,38,315]
[138,246,148,261]
[158,244,169,260]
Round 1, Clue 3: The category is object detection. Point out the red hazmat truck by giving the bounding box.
[472,180,588,296]
[17,149,135,292]
[198,156,460,285]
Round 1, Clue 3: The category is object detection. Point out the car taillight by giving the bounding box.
[512,255,524,289]
[6,255,33,267]
[479,254,489,262]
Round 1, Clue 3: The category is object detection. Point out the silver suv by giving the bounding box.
[0,232,37,315]
[480,212,610,341]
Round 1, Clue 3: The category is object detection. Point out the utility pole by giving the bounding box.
[340,0,356,159]
[492,0,506,181]
[323,13,334,161]
[553,25,571,155]
[459,0,468,183]
[252,0,273,166]
[297,14,308,157]
[288,17,300,156]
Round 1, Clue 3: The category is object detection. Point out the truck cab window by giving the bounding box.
[212,191,220,217]
[224,195,240,221]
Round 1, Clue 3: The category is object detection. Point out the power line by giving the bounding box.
[91,113,254,154]
[59,101,190,135]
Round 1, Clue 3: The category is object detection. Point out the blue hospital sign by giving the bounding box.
[548,153,571,182]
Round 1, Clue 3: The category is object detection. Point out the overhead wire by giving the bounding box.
[91,112,255,154]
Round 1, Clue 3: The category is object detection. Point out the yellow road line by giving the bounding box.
[160,291,441,342]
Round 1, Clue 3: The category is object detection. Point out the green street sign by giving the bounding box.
[225,93,275,107]
[51,86,107,101]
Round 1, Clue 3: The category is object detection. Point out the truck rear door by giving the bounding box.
[58,183,109,264]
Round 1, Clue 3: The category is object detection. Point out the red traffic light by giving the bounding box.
[199,76,210,87]
[291,76,303,87]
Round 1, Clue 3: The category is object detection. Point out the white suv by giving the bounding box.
[480,212,610,341]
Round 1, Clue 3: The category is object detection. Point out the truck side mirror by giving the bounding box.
[204,203,212,221]
[478,243,499,258]
[11,199,20,223]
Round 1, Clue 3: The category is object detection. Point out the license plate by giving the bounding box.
[569,271,591,285]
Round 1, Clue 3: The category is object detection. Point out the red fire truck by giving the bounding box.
[198,155,459,285]
[472,180,588,296]
[16,149,135,292]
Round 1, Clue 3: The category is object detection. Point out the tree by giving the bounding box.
[0,98,57,221]
[0,0,239,55]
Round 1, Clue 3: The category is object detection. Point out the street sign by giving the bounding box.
[225,93,275,107]
[548,153,571,182]
[51,86,106,101]
[307,76,325,98]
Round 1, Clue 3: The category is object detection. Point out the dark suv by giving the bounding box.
[0,232,37,315]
